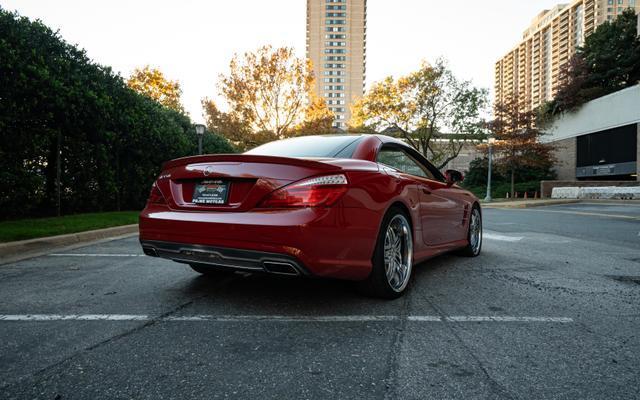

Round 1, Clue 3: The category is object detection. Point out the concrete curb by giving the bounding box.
[0,224,139,265]
[482,199,581,209]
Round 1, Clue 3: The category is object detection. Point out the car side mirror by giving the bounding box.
[445,169,464,185]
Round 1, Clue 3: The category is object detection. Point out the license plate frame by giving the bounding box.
[192,180,229,205]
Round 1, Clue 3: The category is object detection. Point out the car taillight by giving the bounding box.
[147,182,166,205]
[259,174,349,208]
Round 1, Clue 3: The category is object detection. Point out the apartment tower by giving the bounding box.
[306,0,367,129]
[495,0,640,112]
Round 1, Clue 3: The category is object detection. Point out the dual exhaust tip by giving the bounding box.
[142,245,299,276]
[262,260,299,276]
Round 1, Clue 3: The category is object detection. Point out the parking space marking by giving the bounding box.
[48,253,142,257]
[0,314,574,323]
[444,316,573,323]
[483,232,523,242]
[522,209,640,221]
[0,314,149,321]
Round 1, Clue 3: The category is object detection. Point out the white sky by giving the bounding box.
[1,0,564,123]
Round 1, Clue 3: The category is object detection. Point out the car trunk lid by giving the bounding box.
[157,155,341,212]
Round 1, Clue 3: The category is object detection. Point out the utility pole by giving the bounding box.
[484,138,495,202]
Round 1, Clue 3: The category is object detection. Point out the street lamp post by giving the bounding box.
[484,137,495,202]
[195,124,206,155]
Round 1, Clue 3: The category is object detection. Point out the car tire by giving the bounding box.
[457,205,482,257]
[356,207,414,299]
[189,263,233,277]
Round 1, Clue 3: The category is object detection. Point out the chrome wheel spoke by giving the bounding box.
[469,209,482,254]
[383,214,413,293]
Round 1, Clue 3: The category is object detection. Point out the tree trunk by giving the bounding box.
[510,168,515,198]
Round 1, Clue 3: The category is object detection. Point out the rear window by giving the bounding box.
[245,135,363,158]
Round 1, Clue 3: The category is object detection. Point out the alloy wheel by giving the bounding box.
[469,208,482,255]
[383,214,413,292]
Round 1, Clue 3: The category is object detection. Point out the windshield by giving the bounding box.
[245,135,363,158]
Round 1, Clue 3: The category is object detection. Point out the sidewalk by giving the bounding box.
[0,224,139,265]
[481,199,581,209]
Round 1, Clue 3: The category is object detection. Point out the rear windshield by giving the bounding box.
[245,135,363,158]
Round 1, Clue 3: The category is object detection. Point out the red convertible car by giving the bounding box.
[139,134,482,298]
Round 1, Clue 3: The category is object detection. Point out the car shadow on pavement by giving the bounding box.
[170,253,465,315]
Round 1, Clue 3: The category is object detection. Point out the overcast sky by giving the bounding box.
[1,0,564,122]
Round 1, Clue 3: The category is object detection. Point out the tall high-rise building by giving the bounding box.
[306,0,367,129]
[494,0,640,112]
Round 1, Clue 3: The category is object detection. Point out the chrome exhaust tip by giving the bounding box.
[142,247,158,257]
[262,260,300,276]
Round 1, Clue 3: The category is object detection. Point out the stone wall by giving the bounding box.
[540,180,640,198]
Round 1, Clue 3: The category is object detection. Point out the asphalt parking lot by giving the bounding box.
[1,202,639,400]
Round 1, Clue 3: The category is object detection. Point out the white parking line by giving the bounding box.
[483,232,523,242]
[48,254,142,257]
[0,314,149,321]
[0,314,574,323]
[444,316,573,323]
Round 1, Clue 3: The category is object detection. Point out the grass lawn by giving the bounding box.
[0,211,139,243]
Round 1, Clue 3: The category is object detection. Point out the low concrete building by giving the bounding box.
[544,84,640,182]
[438,141,483,174]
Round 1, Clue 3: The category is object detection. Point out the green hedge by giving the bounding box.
[0,8,234,219]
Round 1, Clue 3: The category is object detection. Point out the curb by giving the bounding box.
[481,199,581,209]
[0,224,139,265]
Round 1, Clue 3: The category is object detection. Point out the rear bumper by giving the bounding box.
[139,205,381,280]
[140,240,308,276]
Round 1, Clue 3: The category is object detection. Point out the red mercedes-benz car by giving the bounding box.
[139,134,482,298]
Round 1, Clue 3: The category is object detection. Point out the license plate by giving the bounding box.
[192,180,229,205]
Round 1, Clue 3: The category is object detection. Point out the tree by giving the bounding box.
[489,98,555,197]
[581,9,640,93]
[127,66,184,113]
[210,45,313,146]
[351,58,488,169]
[541,9,640,120]
[292,91,335,135]
[201,98,275,151]
[0,7,233,219]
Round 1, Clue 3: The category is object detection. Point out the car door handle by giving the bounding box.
[422,188,431,195]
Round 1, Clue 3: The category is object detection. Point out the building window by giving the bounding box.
[323,85,345,90]
[326,0,346,3]
[608,0,614,4]
[326,12,346,17]
[325,34,346,39]
[326,19,346,25]
[325,26,346,32]
[326,5,346,10]
[323,56,346,61]
[323,78,345,83]
[324,48,346,54]
[618,0,623,4]
[325,41,346,46]
[323,70,345,76]
[323,63,345,68]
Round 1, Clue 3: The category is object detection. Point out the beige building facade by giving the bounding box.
[306,0,366,129]
[495,0,640,112]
